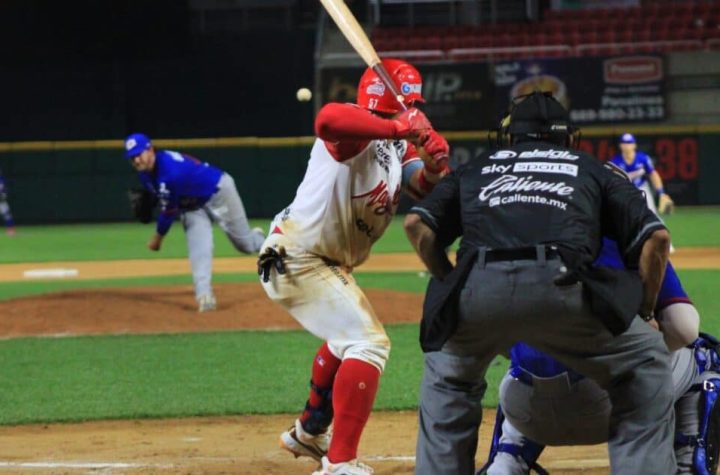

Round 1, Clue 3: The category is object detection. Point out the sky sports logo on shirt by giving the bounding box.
[482,162,578,177]
[489,149,580,160]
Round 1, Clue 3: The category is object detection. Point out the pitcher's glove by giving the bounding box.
[658,193,675,215]
[128,188,158,224]
[258,246,287,283]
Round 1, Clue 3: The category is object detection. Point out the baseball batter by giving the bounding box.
[481,241,715,475]
[257,59,450,475]
[124,133,264,311]
[0,167,16,236]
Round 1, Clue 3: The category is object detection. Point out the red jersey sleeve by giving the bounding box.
[315,103,400,161]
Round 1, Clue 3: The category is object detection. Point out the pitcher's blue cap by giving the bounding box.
[619,133,636,144]
[124,133,152,159]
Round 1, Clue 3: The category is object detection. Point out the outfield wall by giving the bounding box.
[1,125,719,224]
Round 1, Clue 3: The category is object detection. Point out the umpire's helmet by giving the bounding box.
[495,91,580,148]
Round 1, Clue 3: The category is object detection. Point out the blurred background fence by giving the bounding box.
[2,0,720,223]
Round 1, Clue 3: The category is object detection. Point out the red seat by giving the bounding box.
[406,37,424,50]
[442,36,462,50]
[422,36,442,50]
[549,32,567,45]
[637,29,653,42]
[580,31,599,44]
[617,29,634,43]
[705,27,720,39]
[598,30,617,43]
[494,34,514,48]
[534,33,549,45]
[565,31,583,46]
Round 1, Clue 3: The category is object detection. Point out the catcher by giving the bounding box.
[124,133,264,312]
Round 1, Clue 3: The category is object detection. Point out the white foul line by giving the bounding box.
[22,268,79,279]
[0,461,173,469]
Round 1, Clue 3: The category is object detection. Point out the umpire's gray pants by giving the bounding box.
[415,256,676,475]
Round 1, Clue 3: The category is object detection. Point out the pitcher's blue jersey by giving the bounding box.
[610,151,655,188]
[511,238,690,379]
[138,150,223,235]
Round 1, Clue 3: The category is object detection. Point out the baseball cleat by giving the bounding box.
[280,419,330,462]
[311,456,374,475]
[197,294,217,312]
[6,227,15,236]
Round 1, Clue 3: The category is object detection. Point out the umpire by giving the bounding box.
[404,91,674,475]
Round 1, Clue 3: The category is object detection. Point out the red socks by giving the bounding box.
[328,358,381,463]
[300,343,342,433]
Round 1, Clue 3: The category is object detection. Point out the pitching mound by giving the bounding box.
[0,283,424,338]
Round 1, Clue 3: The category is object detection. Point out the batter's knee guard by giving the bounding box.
[477,406,548,475]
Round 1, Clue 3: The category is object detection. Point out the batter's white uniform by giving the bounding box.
[260,138,421,371]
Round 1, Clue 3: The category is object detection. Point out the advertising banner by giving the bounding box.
[319,62,496,131]
[494,55,665,125]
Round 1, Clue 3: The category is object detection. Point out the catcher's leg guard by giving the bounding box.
[676,378,720,475]
[477,406,548,475]
[693,333,720,374]
[675,334,720,474]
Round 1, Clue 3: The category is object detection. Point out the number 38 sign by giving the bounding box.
[577,135,700,205]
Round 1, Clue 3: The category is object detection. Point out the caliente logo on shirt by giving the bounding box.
[478,175,574,201]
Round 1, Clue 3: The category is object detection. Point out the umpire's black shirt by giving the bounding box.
[410,140,666,350]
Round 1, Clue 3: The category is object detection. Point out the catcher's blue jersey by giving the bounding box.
[511,238,690,379]
[610,151,655,188]
[138,150,223,235]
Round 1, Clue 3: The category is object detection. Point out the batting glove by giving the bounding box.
[420,129,450,173]
[258,246,288,283]
[393,108,432,141]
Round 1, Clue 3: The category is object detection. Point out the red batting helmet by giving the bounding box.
[356,58,425,114]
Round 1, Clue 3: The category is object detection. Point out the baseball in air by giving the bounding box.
[296,87,312,102]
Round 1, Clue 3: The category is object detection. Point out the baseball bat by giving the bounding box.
[318,0,406,110]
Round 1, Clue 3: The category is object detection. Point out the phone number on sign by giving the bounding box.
[570,106,665,122]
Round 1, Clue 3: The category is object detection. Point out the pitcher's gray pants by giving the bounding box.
[182,173,264,299]
[415,256,676,475]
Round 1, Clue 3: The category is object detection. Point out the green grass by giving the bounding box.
[662,206,720,248]
[2,206,718,263]
[0,324,508,425]
[0,269,717,425]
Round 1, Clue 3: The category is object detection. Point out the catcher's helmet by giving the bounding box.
[495,91,579,148]
[356,58,425,115]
